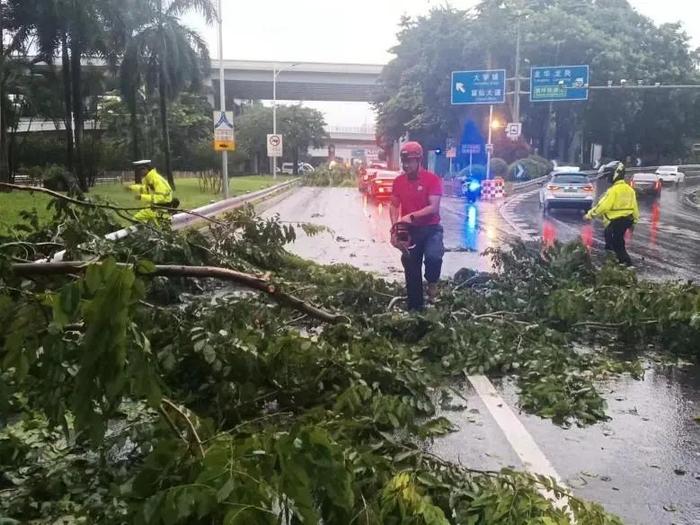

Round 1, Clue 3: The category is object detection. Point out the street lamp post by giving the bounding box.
[487,105,494,180]
[486,107,503,180]
[272,63,299,179]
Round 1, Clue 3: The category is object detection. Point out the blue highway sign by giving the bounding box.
[530,65,589,102]
[451,69,506,105]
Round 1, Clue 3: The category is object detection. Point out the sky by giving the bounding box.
[185,0,700,126]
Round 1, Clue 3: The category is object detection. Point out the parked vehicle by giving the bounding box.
[279,162,315,175]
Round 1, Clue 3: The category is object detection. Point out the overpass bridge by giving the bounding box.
[212,60,384,107]
[29,57,384,105]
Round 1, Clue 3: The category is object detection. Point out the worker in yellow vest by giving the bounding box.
[585,162,639,266]
[128,160,177,225]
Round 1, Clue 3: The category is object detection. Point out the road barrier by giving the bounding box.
[481,177,506,200]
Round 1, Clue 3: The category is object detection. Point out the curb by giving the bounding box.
[681,189,700,212]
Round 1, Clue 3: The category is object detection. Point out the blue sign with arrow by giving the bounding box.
[530,65,589,102]
[451,69,506,105]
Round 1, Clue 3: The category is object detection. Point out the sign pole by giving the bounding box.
[486,104,493,180]
[217,0,229,198]
[513,17,521,124]
[469,152,473,176]
[272,66,278,179]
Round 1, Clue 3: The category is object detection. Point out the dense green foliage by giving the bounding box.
[1,194,699,522]
[375,0,700,164]
[302,164,356,187]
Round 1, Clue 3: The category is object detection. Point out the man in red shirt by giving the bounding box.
[390,141,444,311]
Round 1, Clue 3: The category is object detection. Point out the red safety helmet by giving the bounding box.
[400,141,424,161]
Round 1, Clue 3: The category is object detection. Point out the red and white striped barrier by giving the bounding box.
[481,177,506,200]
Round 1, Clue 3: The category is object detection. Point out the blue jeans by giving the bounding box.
[401,225,445,311]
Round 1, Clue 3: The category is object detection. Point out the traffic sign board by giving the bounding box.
[451,69,506,105]
[506,122,522,139]
[267,134,283,157]
[530,65,589,102]
[463,144,481,155]
[446,138,457,158]
[213,111,235,151]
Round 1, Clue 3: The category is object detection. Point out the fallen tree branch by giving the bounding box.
[573,319,659,329]
[161,398,205,459]
[10,261,345,324]
[0,182,224,226]
[388,296,406,310]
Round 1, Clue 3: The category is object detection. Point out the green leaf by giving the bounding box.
[216,478,235,502]
[136,259,157,274]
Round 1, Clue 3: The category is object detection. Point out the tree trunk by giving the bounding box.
[10,261,344,324]
[292,147,299,175]
[70,37,86,191]
[129,87,140,161]
[158,72,174,188]
[156,0,174,189]
[61,34,74,174]
[0,1,8,184]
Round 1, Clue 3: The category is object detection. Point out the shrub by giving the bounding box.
[458,164,486,180]
[489,158,509,178]
[41,164,78,192]
[507,156,554,182]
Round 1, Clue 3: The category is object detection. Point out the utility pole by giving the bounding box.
[217,0,229,198]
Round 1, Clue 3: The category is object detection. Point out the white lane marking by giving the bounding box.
[467,375,565,483]
[467,375,573,514]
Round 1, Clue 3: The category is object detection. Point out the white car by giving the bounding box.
[540,171,595,214]
[655,165,685,184]
[279,162,315,175]
[552,165,580,174]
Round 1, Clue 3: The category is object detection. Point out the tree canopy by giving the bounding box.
[374,0,700,163]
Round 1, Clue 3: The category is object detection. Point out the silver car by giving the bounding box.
[539,172,596,214]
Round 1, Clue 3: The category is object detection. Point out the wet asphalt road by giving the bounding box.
[263,185,700,524]
[505,176,700,281]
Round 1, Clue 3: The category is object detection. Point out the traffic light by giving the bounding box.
[435,148,442,155]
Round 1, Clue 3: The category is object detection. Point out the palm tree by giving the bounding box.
[8,0,124,191]
[121,0,214,188]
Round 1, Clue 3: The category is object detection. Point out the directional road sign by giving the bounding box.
[267,134,283,157]
[451,69,506,105]
[530,65,589,102]
[463,144,481,155]
[213,111,235,151]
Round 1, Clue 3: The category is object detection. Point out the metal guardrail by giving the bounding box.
[510,176,548,193]
[47,178,301,262]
